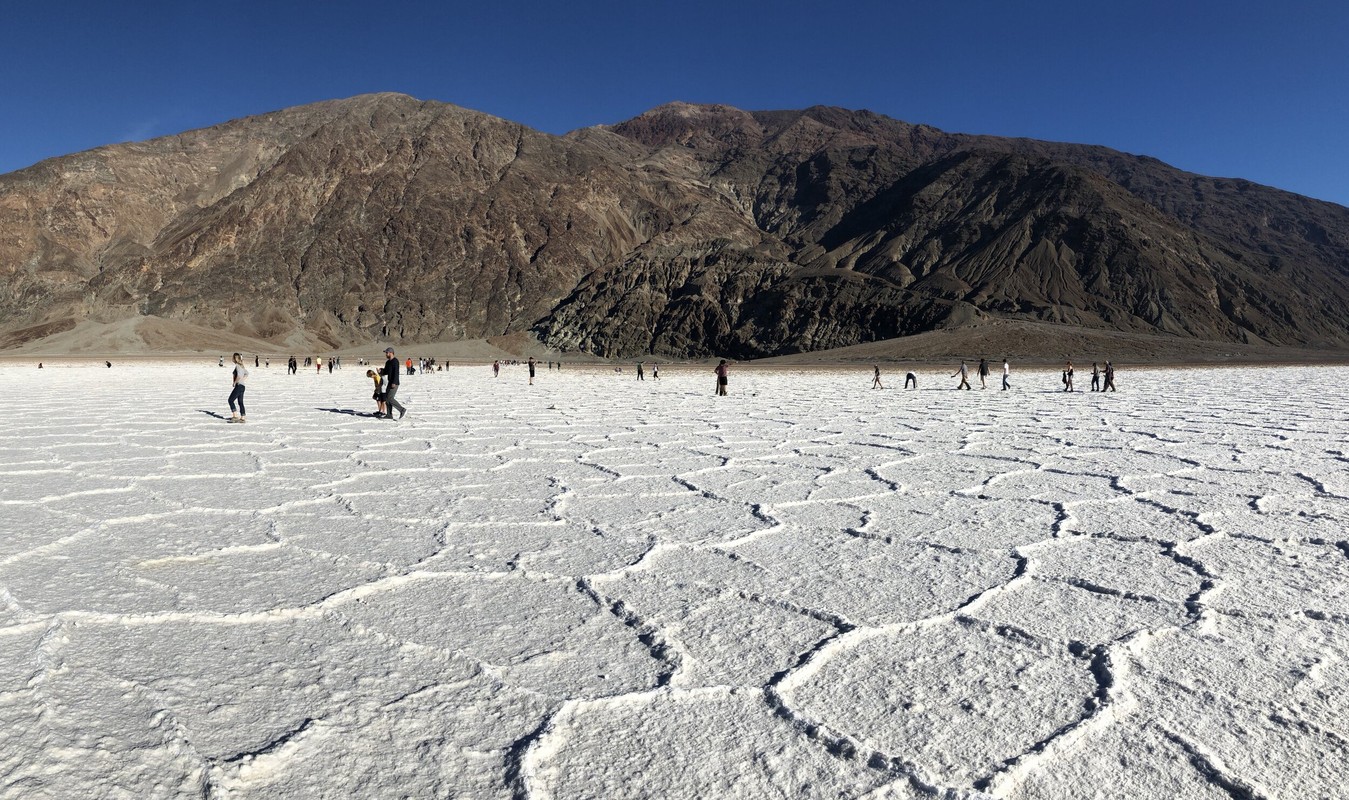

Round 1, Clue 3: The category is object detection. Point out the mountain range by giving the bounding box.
[2,92,1347,358]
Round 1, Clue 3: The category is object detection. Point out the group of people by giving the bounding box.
[1059,360,1116,392]
[949,358,1012,390]
[363,347,407,420]
[229,347,411,422]
[225,350,1121,420]
[866,358,1118,392]
[873,367,922,389]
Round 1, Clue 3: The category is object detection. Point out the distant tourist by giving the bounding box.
[872,365,884,389]
[1002,359,1011,391]
[288,356,298,375]
[1063,361,1075,392]
[382,347,406,420]
[714,360,729,395]
[1104,361,1117,392]
[228,353,248,423]
[366,369,386,417]
[493,360,500,377]
[978,358,990,389]
[106,361,112,369]
[254,355,259,368]
[219,356,224,368]
[37,362,42,369]
[1091,362,1101,392]
[637,362,645,381]
[905,371,918,389]
[652,364,659,379]
[327,359,334,374]
[528,356,537,385]
[952,361,971,390]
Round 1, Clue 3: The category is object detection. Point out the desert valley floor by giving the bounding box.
[2,361,1347,799]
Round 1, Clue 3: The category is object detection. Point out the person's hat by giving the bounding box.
[383,347,395,354]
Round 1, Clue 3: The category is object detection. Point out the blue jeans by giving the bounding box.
[228,384,246,416]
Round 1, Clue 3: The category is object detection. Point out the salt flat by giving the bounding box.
[2,361,1347,799]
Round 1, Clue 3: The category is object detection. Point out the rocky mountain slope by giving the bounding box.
[2,94,1346,357]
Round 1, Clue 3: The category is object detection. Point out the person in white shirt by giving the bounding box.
[228,353,249,422]
[1002,359,1011,391]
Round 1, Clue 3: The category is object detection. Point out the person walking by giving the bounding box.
[1064,361,1075,392]
[714,360,729,396]
[493,360,500,378]
[1090,362,1101,392]
[905,372,918,389]
[978,358,990,389]
[637,362,645,381]
[1001,359,1011,390]
[382,347,406,420]
[367,369,386,417]
[1104,361,1117,392]
[952,361,971,390]
[528,356,536,385]
[872,365,884,389]
[652,364,660,380]
[288,356,297,375]
[254,355,259,368]
[228,353,248,423]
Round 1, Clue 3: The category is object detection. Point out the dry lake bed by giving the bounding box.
[2,361,1347,798]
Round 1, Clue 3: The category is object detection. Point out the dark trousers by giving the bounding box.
[228,384,246,416]
[1002,375,1010,390]
[384,383,406,417]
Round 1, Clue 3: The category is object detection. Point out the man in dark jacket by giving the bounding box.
[381,347,406,420]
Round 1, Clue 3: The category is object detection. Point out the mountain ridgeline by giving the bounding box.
[2,93,1347,356]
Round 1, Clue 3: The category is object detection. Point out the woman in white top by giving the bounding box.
[228,353,249,423]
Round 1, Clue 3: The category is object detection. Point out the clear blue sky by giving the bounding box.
[4,0,1347,206]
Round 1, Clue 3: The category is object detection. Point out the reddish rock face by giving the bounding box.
[2,93,1347,357]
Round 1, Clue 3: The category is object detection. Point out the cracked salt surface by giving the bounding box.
[3,362,1348,798]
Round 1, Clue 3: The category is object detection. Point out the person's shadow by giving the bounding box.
[317,407,379,417]
[198,410,231,420]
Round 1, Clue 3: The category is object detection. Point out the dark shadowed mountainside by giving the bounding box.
[1,94,1346,358]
